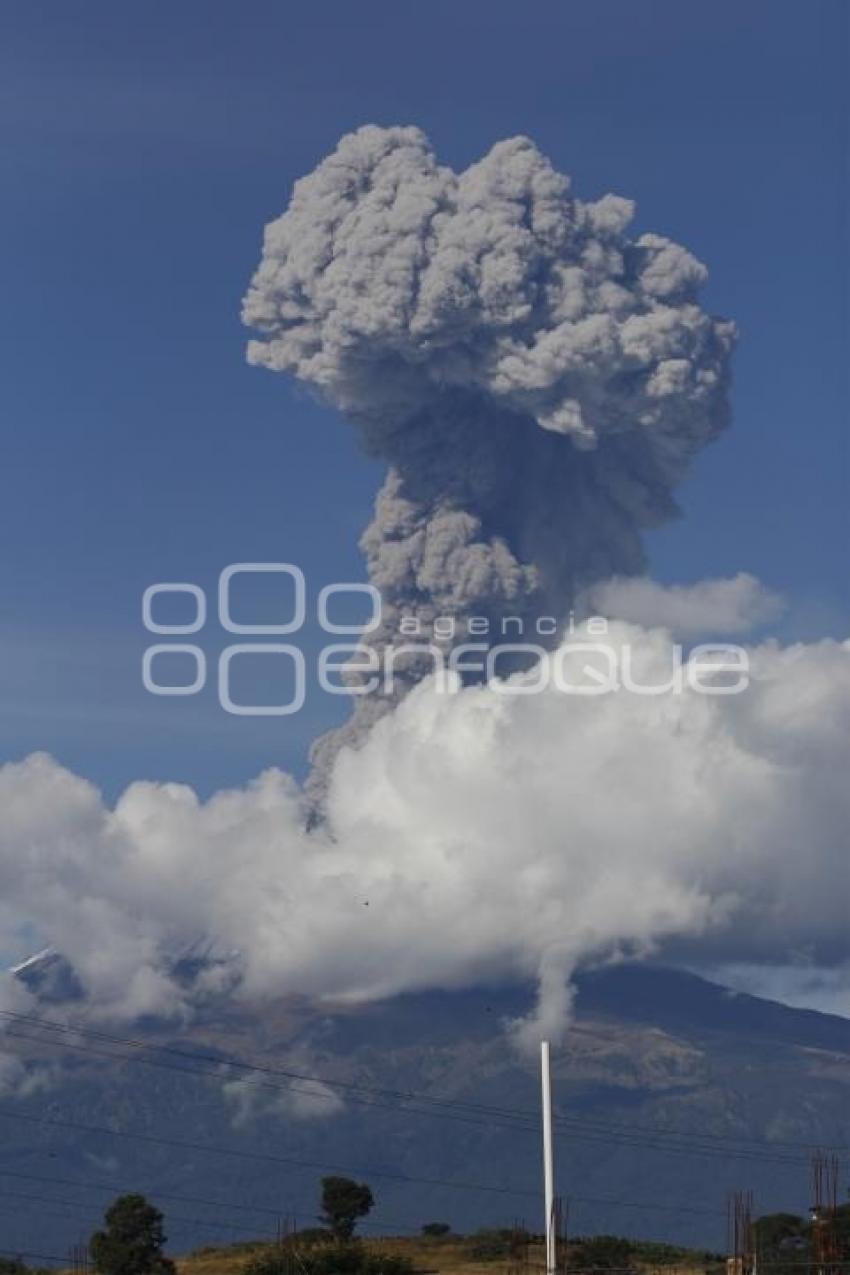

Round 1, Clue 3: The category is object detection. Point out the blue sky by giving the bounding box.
[1,0,847,800]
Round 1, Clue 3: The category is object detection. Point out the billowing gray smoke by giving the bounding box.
[242,125,735,790]
[2,126,847,1060]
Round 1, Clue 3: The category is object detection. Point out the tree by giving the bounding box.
[0,1260,30,1275]
[245,1248,411,1275]
[754,1212,807,1259]
[90,1194,176,1275]
[570,1236,636,1273]
[319,1176,374,1242]
[831,1203,850,1261]
[421,1223,451,1238]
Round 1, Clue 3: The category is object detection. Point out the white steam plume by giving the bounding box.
[583,572,785,637]
[3,130,843,1052]
[1,620,847,1044]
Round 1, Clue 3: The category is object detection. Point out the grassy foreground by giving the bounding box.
[176,1235,721,1275]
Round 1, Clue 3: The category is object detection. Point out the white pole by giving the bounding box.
[541,1040,556,1275]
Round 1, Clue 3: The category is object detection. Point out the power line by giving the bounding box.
[0,1166,723,1225]
[0,1035,813,1175]
[0,1185,728,1269]
[0,1247,69,1267]
[0,1020,813,1170]
[0,1171,427,1239]
[551,1110,836,1156]
[539,1120,809,1169]
[0,1014,534,1135]
[0,1106,537,1199]
[0,1009,748,1147]
[0,1112,736,1248]
[0,1010,534,1123]
[0,1189,271,1238]
[0,1191,405,1248]
[0,1192,418,1245]
[0,1168,283,1219]
[0,1023,814,1171]
[0,1009,831,1164]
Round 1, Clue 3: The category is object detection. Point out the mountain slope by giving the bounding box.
[0,964,847,1261]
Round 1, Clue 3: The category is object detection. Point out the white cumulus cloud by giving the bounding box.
[583,573,785,637]
[0,621,847,1044]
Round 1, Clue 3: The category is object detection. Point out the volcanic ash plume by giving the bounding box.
[242,125,735,787]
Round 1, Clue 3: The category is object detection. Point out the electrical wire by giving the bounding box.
[0,1009,832,1166]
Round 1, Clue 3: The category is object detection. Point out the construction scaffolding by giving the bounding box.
[811,1153,842,1275]
[728,1189,755,1275]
